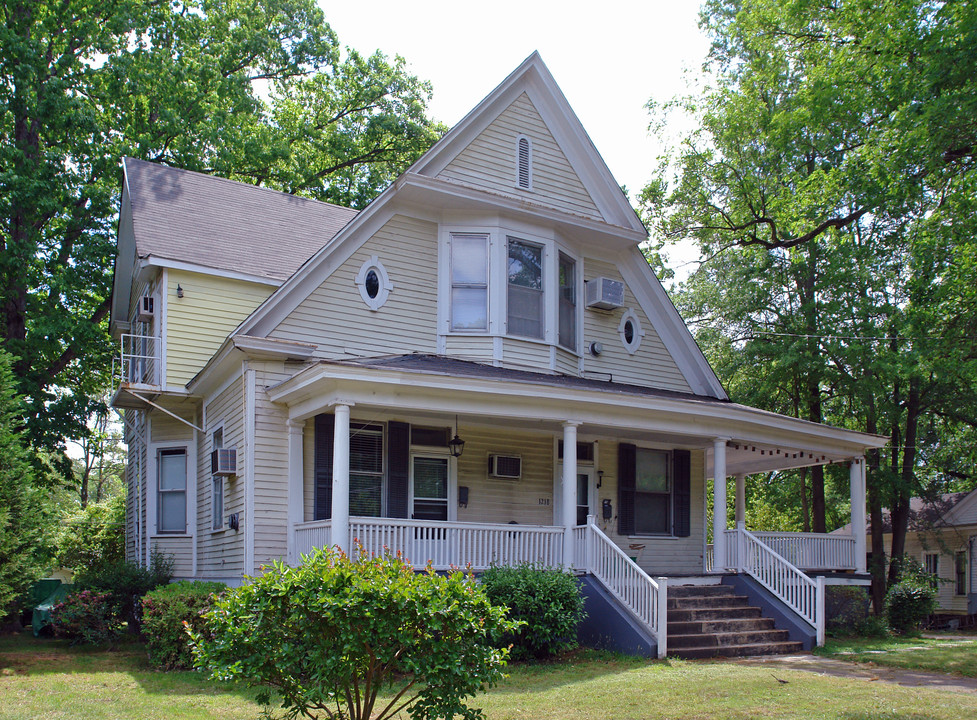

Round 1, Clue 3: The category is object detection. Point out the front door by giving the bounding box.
[555,466,596,526]
[410,454,451,564]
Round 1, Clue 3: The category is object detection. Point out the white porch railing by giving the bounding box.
[349,517,564,570]
[751,532,855,571]
[293,519,332,562]
[729,527,824,645]
[575,517,667,658]
[120,334,159,386]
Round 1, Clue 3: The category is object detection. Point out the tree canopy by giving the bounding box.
[644,0,977,606]
[0,0,443,474]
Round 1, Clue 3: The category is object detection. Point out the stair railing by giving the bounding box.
[732,527,825,646]
[578,516,667,658]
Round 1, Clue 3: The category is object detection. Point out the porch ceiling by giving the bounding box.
[267,355,887,462]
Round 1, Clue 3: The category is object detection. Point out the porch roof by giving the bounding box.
[268,354,887,474]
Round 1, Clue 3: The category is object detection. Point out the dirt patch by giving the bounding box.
[733,653,977,695]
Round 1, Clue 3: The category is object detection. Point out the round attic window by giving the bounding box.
[618,309,644,355]
[355,256,393,311]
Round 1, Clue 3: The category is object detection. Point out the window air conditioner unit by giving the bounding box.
[488,454,522,480]
[585,277,625,310]
[211,448,237,476]
[136,295,155,322]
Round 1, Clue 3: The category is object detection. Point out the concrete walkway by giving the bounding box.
[733,653,977,695]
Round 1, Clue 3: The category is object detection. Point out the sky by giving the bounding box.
[320,0,712,273]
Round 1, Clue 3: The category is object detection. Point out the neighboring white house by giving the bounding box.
[866,491,976,619]
[110,53,887,657]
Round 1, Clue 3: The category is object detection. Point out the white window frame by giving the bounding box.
[633,446,674,537]
[619,308,645,355]
[156,446,189,535]
[447,232,490,333]
[210,424,225,532]
[349,421,386,518]
[409,451,456,522]
[506,236,546,340]
[355,255,393,311]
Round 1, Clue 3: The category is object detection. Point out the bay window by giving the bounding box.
[450,233,488,331]
[507,238,544,339]
[558,253,576,350]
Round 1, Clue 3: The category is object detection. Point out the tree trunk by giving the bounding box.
[888,376,921,585]
[799,467,811,532]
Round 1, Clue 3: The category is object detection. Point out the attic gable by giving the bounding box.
[409,52,644,234]
[438,92,600,220]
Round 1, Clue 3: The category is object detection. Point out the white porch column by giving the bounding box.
[286,419,304,565]
[331,403,352,554]
[734,473,746,527]
[851,457,867,573]
[562,422,581,570]
[713,438,730,571]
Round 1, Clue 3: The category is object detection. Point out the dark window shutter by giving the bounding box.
[387,421,410,519]
[314,414,335,520]
[618,443,636,536]
[673,449,691,537]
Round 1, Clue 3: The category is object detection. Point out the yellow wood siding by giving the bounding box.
[440,94,600,220]
[902,531,975,614]
[251,361,292,568]
[165,269,273,387]
[151,536,193,578]
[150,412,193,443]
[444,335,495,363]
[270,215,439,358]
[555,347,579,376]
[455,424,555,526]
[501,338,552,373]
[582,258,692,393]
[198,375,245,577]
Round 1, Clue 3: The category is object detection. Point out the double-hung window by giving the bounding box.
[450,233,488,331]
[211,428,224,531]
[956,551,967,596]
[558,253,576,350]
[350,424,384,517]
[507,238,544,339]
[158,448,187,534]
[635,448,671,535]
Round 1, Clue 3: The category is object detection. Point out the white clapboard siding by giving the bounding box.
[597,443,706,576]
[151,536,192,578]
[197,375,245,575]
[165,269,273,387]
[270,215,439,358]
[251,362,293,568]
[582,258,692,393]
[455,424,555,526]
[440,93,600,220]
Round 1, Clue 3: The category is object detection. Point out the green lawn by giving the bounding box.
[817,633,977,678]
[2,632,976,720]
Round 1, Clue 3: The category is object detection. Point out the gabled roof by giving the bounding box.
[122,158,358,282]
[838,490,976,535]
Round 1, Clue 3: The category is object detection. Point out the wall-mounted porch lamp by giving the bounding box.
[448,415,465,458]
[176,284,184,298]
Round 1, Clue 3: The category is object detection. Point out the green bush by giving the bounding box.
[51,589,119,644]
[191,549,516,720]
[141,581,226,669]
[55,495,126,573]
[73,551,172,634]
[885,555,939,634]
[479,564,586,659]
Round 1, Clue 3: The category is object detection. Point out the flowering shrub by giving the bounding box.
[51,590,120,645]
[141,581,226,669]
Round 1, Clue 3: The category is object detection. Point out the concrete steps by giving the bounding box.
[667,584,803,659]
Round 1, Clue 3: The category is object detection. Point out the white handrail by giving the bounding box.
[751,532,856,570]
[120,333,159,386]
[733,527,824,645]
[293,519,332,563]
[578,517,666,658]
[348,517,564,570]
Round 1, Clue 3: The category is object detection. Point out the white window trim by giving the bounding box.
[445,231,491,334]
[516,134,533,191]
[632,446,674,538]
[619,308,646,355]
[148,440,196,538]
[354,255,393,311]
[210,422,226,532]
[409,450,456,523]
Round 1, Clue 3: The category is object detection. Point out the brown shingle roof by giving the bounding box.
[124,158,358,282]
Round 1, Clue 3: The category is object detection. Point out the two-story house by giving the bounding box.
[110,53,886,658]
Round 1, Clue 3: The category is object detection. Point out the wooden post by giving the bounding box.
[562,422,580,570]
[713,438,729,571]
[331,403,352,554]
[851,458,867,572]
[286,419,304,564]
